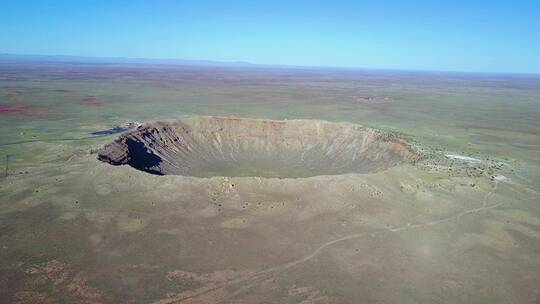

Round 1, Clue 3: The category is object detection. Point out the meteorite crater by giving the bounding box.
[98,117,418,178]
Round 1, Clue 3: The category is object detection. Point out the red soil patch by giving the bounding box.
[527,114,540,121]
[0,104,51,116]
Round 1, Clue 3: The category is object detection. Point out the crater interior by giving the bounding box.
[98,116,418,178]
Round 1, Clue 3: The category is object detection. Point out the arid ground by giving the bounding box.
[1,60,539,303]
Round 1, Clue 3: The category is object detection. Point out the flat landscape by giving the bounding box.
[1,60,539,303]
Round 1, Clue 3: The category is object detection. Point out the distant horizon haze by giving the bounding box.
[2,53,540,77]
[1,0,539,74]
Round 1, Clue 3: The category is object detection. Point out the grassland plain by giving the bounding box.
[1,62,539,303]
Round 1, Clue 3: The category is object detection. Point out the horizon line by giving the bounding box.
[1,52,539,77]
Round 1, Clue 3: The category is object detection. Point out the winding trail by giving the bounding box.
[159,181,510,304]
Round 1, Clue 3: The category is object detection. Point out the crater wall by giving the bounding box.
[98,117,418,178]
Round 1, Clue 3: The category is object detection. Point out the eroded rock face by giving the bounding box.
[98,117,418,178]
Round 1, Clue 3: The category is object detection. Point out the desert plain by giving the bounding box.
[1,60,539,303]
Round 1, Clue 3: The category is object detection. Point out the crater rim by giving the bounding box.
[97,116,420,179]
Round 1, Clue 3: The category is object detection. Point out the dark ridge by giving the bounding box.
[91,127,127,136]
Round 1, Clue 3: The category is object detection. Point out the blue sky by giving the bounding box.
[1,0,539,73]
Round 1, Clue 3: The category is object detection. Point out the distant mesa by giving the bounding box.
[97,117,419,178]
